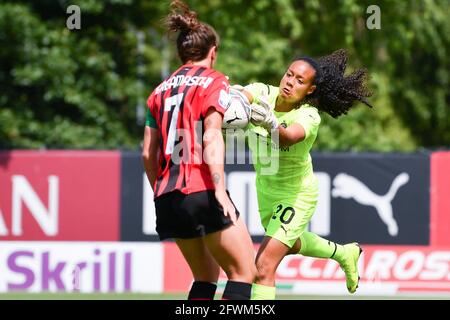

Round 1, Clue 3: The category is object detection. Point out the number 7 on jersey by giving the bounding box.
[164,93,184,155]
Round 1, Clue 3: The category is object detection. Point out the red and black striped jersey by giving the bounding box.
[147,64,229,198]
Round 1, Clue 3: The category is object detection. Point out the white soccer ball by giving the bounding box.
[222,87,251,130]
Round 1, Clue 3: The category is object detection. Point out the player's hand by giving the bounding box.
[250,95,279,131]
[215,189,237,224]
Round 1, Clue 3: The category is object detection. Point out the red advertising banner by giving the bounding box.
[163,241,193,292]
[163,242,450,295]
[0,151,120,241]
[430,152,450,246]
[274,246,450,295]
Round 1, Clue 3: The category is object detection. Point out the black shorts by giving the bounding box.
[154,190,240,240]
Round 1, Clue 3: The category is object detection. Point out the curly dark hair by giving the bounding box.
[299,49,373,118]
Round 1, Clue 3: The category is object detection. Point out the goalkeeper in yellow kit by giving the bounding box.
[237,50,373,299]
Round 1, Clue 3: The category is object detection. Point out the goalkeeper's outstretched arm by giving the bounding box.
[237,86,306,147]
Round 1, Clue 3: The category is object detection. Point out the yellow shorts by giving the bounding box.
[257,185,318,248]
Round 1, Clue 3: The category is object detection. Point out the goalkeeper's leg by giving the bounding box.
[294,232,363,294]
[252,236,291,300]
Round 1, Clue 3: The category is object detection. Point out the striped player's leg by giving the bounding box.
[175,237,220,300]
[204,216,256,300]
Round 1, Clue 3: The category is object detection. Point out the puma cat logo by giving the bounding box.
[226,110,242,124]
[332,173,410,236]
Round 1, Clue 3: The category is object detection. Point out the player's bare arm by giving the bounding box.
[142,126,159,190]
[277,123,306,147]
[204,108,237,223]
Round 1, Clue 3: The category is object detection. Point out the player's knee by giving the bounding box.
[247,263,257,282]
[255,256,277,282]
[224,263,256,283]
[237,267,256,283]
[193,269,220,283]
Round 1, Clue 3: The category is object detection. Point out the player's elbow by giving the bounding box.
[278,125,305,147]
[142,152,158,176]
[278,134,303,148]
[278,136,293,148]
[142,149,151,162]
[142,150,158,170]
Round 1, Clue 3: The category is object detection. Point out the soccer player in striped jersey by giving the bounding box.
[237,50,373,299]
[142,1,255,300]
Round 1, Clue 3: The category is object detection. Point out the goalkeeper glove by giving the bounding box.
[250,95,279,131]
[229,85,250,107]
[230,84,245,92]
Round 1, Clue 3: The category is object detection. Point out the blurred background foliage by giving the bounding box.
[0,0,448,151]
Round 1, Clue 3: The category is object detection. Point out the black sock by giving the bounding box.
[188,281,217,300]
[222,281,252,300]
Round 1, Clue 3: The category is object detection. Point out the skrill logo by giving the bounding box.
[5,248,132,292]
[0,242,163,293]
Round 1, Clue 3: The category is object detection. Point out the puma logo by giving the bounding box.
[226,110,242,124]
[331,172,410,236]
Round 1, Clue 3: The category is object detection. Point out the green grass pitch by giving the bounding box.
[0,293,448,300]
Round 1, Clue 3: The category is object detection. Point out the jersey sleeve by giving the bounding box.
[145,108,157,129]
[294,106,321,140]
[147,91,158,120]
[201,74,230,117]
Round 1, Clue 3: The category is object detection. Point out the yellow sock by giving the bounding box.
[299,231,345,262]
[251,283,276,300]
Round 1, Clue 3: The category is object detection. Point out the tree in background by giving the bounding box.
[0,0,165,149]
[0,0,448,151]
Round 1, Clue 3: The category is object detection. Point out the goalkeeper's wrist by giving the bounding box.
[263,120,279,132]
[269,118,279,130]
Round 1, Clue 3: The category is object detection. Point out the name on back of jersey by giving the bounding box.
[155,75,214,94]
